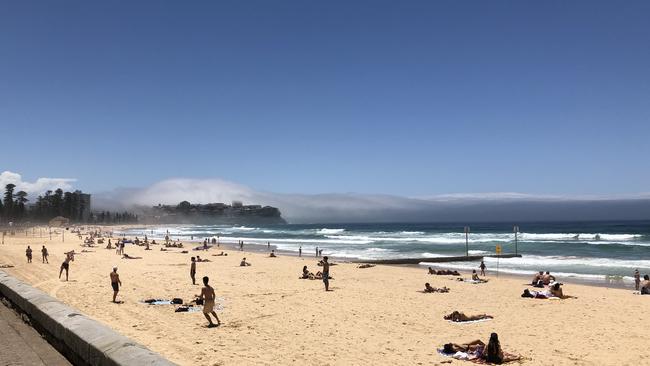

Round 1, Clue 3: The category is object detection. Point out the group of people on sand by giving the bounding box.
[441,332,521,364]
[428,267,460,276]
[522,271,572,299]
[298,257,332,291]
[633,269,650,294]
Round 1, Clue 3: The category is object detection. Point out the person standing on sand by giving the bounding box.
[26,246,33,263]
[315,246,319,258]
[199,276,221,328]
[110,267,122,303]
[59,253,73,281]
[634,269,641,291]
[190,257,197,285]
[299,246,302,257]
[41,245,49,263]
[322,256,331,291]
[480,260,486,276]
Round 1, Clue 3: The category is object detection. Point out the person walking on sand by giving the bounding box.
[198,276,221,328]
[480,260,486,276]
[190,257,197,285]
[41,245,49,264]
[26,246,33,263]
[322,256,331,291]
[110,267,122,303]
[634,269,641,291]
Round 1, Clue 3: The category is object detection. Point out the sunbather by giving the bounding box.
[444,311,493,322]
[424,283,449,293]
[122,253,142,259]
[240,258,251,266]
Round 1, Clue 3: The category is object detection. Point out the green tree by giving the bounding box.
[3,184,16,220]
[14,191,28,221]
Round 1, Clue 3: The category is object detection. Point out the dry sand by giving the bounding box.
[0,227,649,366]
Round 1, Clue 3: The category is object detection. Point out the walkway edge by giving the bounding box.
[0,271,177,366]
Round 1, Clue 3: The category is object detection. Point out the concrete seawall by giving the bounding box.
[0,271,177,366]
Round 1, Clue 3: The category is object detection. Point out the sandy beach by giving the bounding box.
[1,227,649,366]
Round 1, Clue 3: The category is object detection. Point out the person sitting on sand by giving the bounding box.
[640,274,650,294]
[472,270,480,281]
[269,250,277,257]
[444,311,493,322]
[542,271,555,285]
[122,253,142,259]
[240,258,251,266]
[484,332,505,364]
[196,256,211,262]
[300,266,312,279]
[532,271,544,286]
[428,267,437,275]
[106,239,112,249]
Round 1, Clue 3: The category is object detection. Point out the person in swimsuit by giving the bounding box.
[190,257,197,285]
[321,256,331,291]
[59,253,73,281]
[199,276,221,327]
[634,269,641,291]
[110,267,121,303]
[41,245,49,263]
[26,246,33,263]
[479,261,486,276]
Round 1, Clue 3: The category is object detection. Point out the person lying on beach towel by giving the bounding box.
[444,311,493,323]
[440,333,522,364]
[196,256,211,262]
[357,263,375,269]
[424,283,450,293]
[122,253,142,259]
[212,252,227,256]
[428,267,461,276]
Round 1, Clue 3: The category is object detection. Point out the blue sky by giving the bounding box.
[1,1,649,197]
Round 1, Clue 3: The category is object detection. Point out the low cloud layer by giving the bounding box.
[3,171,648,223]
[0,171,76,197]
[96,177,650,223]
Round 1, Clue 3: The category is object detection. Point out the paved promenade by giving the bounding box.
[0,302,71,366]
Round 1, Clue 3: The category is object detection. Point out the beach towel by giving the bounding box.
[142,299,172,305]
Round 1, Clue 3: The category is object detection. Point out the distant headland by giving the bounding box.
[140,200,286,225]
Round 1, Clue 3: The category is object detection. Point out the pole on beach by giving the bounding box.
[513,225,519,255]
[464,226,470,257]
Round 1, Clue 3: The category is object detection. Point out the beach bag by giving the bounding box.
[172,298,183,304]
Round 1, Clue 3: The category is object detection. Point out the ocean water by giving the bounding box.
[116,221,650,283]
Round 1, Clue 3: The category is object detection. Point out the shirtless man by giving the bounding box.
[190,257,197,285]
[479,261,486,276]
[26,246,33,263]
[199,276,221,327]
[59,253,73,281]
[322,256,331,291]
[110,267,122,303]
[41,245,49,263]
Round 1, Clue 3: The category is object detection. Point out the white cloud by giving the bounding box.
[0,171,76,197]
